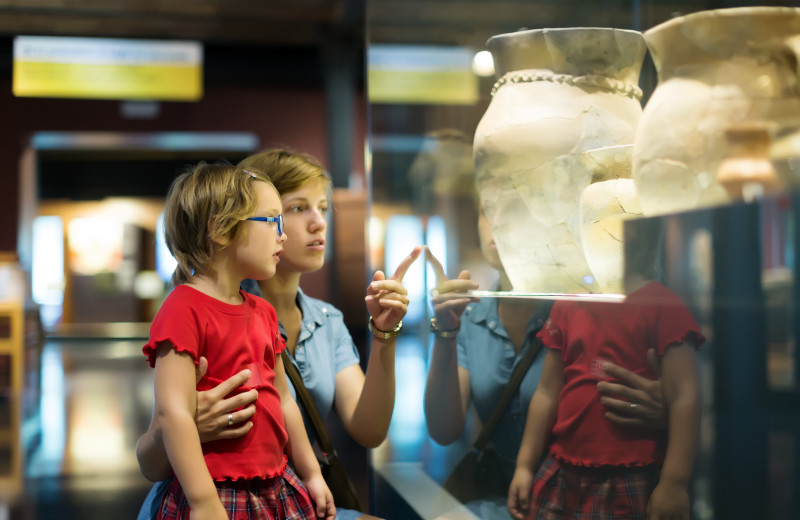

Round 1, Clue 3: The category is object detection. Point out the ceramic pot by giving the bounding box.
[716,122,782,202]
[633,6,800,216]
[579,145,642,294]
[474,27,646,293]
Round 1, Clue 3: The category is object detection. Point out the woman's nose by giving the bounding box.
[308,209,327,231]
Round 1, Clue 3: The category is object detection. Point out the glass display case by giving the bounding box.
[366,1,800,518]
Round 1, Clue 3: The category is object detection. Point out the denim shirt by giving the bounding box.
[456,296,552,477]
[240,279,361,434]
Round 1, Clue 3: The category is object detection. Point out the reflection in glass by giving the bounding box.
[762,197,796,391]
[368,2,800,518]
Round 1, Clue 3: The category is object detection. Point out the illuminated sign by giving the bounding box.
[368,45,478,105]
[13,36,202,101]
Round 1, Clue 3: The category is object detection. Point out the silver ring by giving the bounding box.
[629,402,638,410]
[227,413,234,426]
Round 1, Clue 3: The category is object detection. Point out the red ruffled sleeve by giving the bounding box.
[142,286,203,367]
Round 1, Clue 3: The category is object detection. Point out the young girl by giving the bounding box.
[142,162,335,520]
[508,221,704,520]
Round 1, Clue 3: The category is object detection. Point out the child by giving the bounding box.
[142,162,335,520]
[508,220,704,520]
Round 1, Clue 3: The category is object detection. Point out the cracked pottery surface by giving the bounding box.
[579,145,642,294]
[474,27,646,293]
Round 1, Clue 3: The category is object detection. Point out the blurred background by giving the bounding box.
[0,0,798,519]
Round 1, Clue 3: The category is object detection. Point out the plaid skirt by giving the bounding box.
[526,453,661,520]
[157,464,316,520]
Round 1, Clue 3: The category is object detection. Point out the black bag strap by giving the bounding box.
[472,337,543,452]
[281,350,337,462]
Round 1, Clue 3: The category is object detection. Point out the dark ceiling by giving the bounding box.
[2,0,798,85]
[0,0,361,46]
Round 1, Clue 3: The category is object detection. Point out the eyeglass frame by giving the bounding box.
[246,215,284,237]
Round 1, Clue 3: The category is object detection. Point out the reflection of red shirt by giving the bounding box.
[143,285,288,480]
[538,282,705,467]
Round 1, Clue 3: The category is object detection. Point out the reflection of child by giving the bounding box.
[509,276,704,518]
[142,163,334,520]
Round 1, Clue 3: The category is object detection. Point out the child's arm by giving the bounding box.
[648,342,700,520]
[154,344,227,520]
[508,348,564,520]
[275,355,336,520]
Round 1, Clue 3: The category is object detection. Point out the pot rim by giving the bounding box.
[488,26,642,45]
[644,5,800,37]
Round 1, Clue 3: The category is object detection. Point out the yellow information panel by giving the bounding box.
[368,45,478,105]
[13,36,202,101]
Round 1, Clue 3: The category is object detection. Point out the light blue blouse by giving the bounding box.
[456,296,552,477]
[241,280,362,439]
[137,281,362,520]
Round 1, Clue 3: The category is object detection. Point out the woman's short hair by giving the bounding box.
[237,147,330,196]
[162,161,273,285]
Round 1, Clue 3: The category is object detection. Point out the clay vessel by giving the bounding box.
[633,6,800,216]
[474,27,646,293]
[579,145,642,294]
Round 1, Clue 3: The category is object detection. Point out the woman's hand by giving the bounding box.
[425,246,478,330]
[194,356,258,442]
[596,349,667,430]
[365,246,422,332]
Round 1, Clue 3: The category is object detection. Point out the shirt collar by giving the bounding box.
[240,278,262,298]
[241,280,327,329]
[295,287,327,328]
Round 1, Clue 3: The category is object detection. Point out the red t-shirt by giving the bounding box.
[537,281,705,467]
[143,285,288,480]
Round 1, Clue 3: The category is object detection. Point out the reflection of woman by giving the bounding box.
[424,205,666,519]
[136,148,421,520]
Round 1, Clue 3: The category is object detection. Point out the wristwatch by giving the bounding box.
[430,317,460,338]
[369,316,403,339]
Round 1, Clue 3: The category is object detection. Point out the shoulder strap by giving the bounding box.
[472,336,543,451]
[281,350,336,456]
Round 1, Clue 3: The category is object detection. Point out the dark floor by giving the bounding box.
[11,338,155,520]
[6,332,379,520]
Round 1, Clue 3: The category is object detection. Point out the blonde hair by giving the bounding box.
[237,147,330,196]
[163,161,274,285]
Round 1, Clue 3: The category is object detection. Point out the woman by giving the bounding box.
[423,203,666,519]
[136,148,421,520]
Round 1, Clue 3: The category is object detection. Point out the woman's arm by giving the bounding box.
[423,333,472,445]
[423,248,479,444]
[596,348,667,429]
[136,357,258,482]
[647,343,700,520]
[275,355,336,520]
[153,345,226,520]
[334,246,422,448]
[508,349,564,520]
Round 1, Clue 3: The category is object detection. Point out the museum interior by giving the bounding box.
[0,0,799,519]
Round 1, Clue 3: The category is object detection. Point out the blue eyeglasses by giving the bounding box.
[246,215,284,237]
